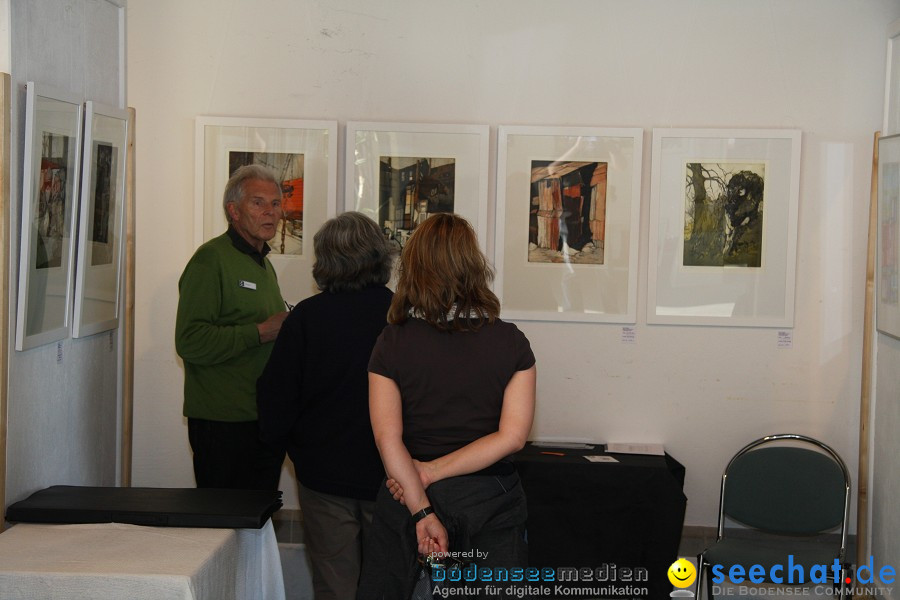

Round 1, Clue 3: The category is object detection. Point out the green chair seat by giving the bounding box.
[704,537,842,584]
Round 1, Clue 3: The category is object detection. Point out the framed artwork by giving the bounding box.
[647,128,801,327]
[877,134,900,339]
[195,117,337,302]
[883,19,900,136]
[345,121,489,250]
[73,101,128,338]
[15,83,83,351]
[495,126,643,323]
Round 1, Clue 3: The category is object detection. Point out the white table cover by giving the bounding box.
[0,521,285,600]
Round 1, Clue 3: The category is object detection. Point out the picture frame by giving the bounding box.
[73,101,129,338]
[877,133,900,339]
[883,19,900,136]
[495,126,643,323]
[345,121,489,250]
[195,116,337,303]
[647,128,801,327]
[15,82,83,351]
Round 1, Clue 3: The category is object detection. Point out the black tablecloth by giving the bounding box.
[514,443,686,599]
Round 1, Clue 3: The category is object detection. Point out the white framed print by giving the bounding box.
[195,116,337,303]
[495,126,643,323]
[883,19,900,136]
[345,121,489,250]
[16,82,83,351]
[877,133,900,339]
[73,101,128,338]
[647,128,801,327]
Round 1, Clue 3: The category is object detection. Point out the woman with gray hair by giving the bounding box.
[257,211,394,600]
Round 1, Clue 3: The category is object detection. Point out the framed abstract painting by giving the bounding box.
[495,125,643,323]
[195,116,337,302]
[73,101,129,338]
[16,83,83,351]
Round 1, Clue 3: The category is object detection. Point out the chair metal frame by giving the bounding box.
[695,433,851,600]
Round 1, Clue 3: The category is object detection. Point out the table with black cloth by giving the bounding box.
[514,443,686,600]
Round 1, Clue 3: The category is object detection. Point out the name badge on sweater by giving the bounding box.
[238,280,257,290]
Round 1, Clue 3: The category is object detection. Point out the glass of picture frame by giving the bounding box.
[195,116,337,303]
[73,101,129,338]
[877,133,900,339]
[647,128,802,327]
[883,21,900,137]
[495,125,643,323]
[345,121,489,251]
[15,82,83,351]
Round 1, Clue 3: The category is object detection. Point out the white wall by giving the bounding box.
[127,0,900,525]
[4,0,122,508]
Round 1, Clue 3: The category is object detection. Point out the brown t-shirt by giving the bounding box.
[368,317,535,458]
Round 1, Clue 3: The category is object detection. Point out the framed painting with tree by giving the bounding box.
[647,128,801,327]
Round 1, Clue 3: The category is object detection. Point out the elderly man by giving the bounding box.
[175,164,288,490]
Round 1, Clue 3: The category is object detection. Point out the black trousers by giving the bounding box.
[187,418,285,491]
[358,471,529,600]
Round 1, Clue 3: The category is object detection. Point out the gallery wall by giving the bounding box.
[3,0,123,510]
[127,0,900,528]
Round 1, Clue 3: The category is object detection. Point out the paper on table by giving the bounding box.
[584,455,619,463]
[605,443,665,456]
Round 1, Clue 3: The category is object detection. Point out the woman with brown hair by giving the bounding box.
[358,213,536,598]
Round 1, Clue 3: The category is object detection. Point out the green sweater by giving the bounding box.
[175,232,284,421]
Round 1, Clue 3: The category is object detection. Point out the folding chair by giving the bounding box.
[695,434,851,600]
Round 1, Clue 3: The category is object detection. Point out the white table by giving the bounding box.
[0,520,285,600]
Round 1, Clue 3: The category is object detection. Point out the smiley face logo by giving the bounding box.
[668,558,697,588]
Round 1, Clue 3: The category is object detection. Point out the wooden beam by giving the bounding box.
[0,73,10,531]
[120,107,136,487]
[857,131,879,585]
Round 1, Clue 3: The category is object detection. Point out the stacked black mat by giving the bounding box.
[5,486,282,529]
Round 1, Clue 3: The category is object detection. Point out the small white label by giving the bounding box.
[57,341,63,364]
[238,280,257,290]
[621,326,636,344]
[777,330,793,349]
[585,455,619,463]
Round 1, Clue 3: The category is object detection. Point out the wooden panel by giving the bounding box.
[590,166,607,243]
[537,210,561,250]
[0,73,10,529]
[590,163,608,187]
[857,131,878,580]
[121,107,136,487]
